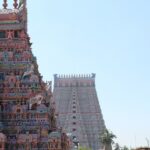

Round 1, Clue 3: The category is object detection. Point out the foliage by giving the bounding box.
[114,143,120,150]
[100,129,116,145]
[121,146,129,150]
[114,143,130,150]
[99,129,131,150]
[79,146,91,150]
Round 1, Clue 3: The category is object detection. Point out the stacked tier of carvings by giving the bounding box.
[0,12,18,21]
[0,32,30,51]
[0,132,70,149]
[0,64,41,98]
[0,39,28,48]
[0,33,61,149]
[0,63,70,149]
[48,132,70,150]
[0,1,71,150]
[6,30,26,39]
[0,118,70,149]
[0,49,32,62]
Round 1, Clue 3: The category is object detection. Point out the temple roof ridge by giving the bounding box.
[0,0,27,31]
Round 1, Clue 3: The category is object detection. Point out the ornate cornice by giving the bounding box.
[0,23,24,30]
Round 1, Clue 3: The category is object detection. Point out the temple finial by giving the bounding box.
[3,0,8,9]
[13,0,18,9]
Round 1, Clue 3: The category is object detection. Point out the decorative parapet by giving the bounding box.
[54,73,96,87]
[54,73,96,79]
[0,23,25,30]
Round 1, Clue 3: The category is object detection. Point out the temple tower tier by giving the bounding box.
[53,74,106,150]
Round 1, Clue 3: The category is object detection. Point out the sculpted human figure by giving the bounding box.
[22,50,31,61]
[20,30,26,39]
[16,80,20,88]
[5,73,17,84]
[7,31,14,39]
[8,51,13,61]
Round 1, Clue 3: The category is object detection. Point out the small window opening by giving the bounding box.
[73,116,76,119]
[0,31,5,38]
[14,31,19,38]
[17,109,21,113]
[72,128,76,131]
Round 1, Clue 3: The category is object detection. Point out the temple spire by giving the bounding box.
[3,0,8,9]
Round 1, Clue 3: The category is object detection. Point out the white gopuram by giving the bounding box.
[53,74,106,150]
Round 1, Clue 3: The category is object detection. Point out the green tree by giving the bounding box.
[100,129,116,150]
[114,143,121,150]
[121,146,129,150]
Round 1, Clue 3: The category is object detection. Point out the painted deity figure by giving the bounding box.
[20,30,26,39]
[22,50,32,61]
[7,31,14,39]
[8,51,13,61]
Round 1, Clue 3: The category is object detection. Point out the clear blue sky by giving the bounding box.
[10,0,150,147]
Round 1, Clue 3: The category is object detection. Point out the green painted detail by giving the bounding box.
[0,63,27,69]
[0,21,19,25]
[18,0,24,8]
[49,131,61,138]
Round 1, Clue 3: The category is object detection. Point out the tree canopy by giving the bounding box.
[100,129,116,145]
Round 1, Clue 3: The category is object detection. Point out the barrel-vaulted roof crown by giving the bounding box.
[0,0,27,30]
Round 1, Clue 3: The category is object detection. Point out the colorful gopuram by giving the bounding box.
[0,0,70,149]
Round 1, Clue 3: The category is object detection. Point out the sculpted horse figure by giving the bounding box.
[22,64,34,79]
[29,94,44,109]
